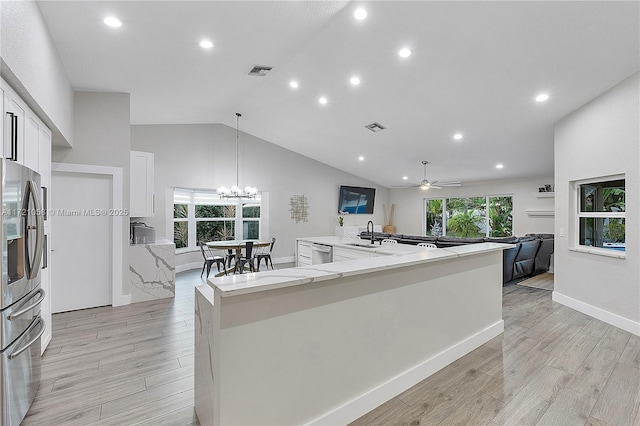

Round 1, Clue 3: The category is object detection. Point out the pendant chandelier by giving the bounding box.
[216,112,258,199]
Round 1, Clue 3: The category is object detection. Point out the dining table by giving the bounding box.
[206,239,271,275]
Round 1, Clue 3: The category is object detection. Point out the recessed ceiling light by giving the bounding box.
[354,8,368,20]
[403,176,408,180]
[496,164,504,169]
[399,48,412,58]
[535,93,549,102]
[358,156,365,161]
[199,40,214,49]
[289,81,299,89]
[103,16,123,28]
[350,76,361,86]
[453,133,463,140]
[318,97,328,105]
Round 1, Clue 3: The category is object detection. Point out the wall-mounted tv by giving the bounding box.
[338,185,376,214]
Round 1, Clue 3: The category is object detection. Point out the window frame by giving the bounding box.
[424,194,514,238]
[572,175,626,258]
[173,189,262,253]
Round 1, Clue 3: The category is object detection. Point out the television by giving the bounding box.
[338,185,376,214]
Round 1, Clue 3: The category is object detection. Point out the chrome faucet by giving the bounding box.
[367,220,374,245]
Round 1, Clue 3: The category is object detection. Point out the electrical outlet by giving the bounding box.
[559,228,565,237]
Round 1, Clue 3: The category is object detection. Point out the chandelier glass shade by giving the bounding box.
[216,113,258,199]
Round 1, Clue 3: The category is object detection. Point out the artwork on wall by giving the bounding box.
[289,194,309,223]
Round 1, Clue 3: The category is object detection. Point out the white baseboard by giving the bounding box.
[553,291,640,336]
[176,262,202,273]
[176,257,296,274]
[306,320,504,426]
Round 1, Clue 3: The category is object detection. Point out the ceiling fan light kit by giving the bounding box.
[394,161,461,190]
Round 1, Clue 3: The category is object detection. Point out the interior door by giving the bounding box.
[50,171,112,312]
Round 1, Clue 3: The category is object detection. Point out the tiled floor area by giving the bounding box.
[23,269,640,425]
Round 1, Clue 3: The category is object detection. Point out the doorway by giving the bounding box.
[50,163,127,312]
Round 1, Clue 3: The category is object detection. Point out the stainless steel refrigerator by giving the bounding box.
[0,159,45,425]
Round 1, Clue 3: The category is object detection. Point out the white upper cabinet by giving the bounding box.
[2,78,46,171]
[24,111,40,172]
[39,127,52,229]
[4,88,25,165]
[130,151,155,217]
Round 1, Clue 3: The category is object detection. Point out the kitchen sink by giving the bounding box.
[346,242,378,249]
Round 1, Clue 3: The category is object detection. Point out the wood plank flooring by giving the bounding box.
[351,284,640,426]
[23,271,639,426]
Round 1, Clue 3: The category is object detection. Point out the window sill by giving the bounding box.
[569,246,626,259]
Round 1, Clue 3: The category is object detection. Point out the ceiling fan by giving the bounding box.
[395,161,462,190]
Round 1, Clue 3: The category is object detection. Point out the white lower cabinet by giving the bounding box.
[297,241,312,266]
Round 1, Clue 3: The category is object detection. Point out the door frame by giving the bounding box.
[51,162,130,306]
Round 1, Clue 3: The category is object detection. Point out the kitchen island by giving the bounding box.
[195,241,509,425]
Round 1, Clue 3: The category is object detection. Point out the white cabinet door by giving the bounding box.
[5,92,25,165]
[39,128,51,229]
[24,111,40,172]
[2,78,43,170]
[297,241,312,266]
[130,151,155,217]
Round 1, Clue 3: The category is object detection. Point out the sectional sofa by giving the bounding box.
[359,231,554,285]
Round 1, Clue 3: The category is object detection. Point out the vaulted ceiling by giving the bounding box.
[37,1,640,187]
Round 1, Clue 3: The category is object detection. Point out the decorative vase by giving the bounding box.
[383,225,395,233]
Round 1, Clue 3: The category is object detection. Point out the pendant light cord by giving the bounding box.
[236,112,241,188]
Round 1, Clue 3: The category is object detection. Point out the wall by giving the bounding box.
[130,123,389,267]
[52,91,131,298]
[0,0,74,147]
[554,72,639,334]
[390,176,555,236]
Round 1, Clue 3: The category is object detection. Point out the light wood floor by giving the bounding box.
[23,271,639,426]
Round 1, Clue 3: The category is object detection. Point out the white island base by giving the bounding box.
[195,244,506,425]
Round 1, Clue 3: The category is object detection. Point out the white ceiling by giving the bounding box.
[37,1,640,188]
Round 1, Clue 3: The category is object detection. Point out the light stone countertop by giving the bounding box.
[207,236,511,298]
[130,238,174,247]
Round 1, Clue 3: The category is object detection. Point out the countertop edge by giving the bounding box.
[209,240,511,298]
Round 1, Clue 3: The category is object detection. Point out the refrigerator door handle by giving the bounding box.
[25,180,44,279]
[8,317,45,360]
[8,288,45,320]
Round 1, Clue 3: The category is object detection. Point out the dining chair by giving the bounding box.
[234,241,255,274]
[200,244,227,278]
[417,242,438,249]
[225,249,236,268]
[255,237,276,271]
[381,239,397,245]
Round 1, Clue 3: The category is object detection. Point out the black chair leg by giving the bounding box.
[201,262,206,278]
[206,262,212,278]
[269,256,273,270]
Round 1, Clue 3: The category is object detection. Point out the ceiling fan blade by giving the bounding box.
[431,181,461,187]
[430,185,443,189]
[390,184,419,188]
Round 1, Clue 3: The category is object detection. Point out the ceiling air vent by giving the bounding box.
[248,65,273,76]
[365,122,386,132]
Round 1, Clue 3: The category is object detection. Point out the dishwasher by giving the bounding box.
[311,243,333,264]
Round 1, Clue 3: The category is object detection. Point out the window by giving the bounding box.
[173,189,262,251]
[425,195,513,237]
[576,177,625,253]
[242,203,260,239]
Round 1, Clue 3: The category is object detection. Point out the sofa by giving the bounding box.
[358,231,554,285]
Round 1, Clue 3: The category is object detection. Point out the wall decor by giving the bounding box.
[289,194,309,223]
